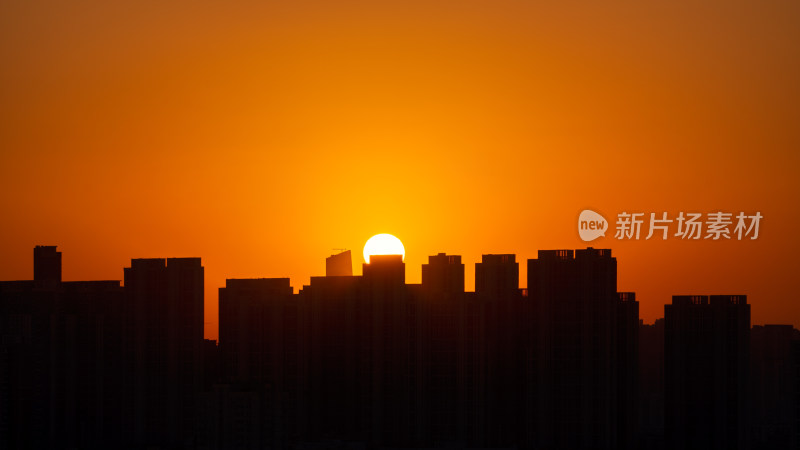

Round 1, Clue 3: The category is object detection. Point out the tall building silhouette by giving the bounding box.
[475,254,518,300]
[794,340,800,448]
[421,253,464,296]
[475,254,522,446]
[528,248,638,450]
[325,250,353,277]
[639,318,665,447]
[0,246,125,449]
[123,257,205,448]
[617,292,640,450]
[213,277,296,448]
[420,253,465,444]
[33,245,61,287]
[665,295,750,450]
[361,254,418,445]
[219,278,294,384]
[751,325,800,449]
[298,271,364,444]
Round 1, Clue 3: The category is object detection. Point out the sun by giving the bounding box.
[363,234,405,263]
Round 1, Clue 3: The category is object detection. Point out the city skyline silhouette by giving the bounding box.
[0,238,793,342]
[2,244,798,449]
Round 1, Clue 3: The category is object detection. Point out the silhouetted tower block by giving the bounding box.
[421,253,464,296]
[475,254,518,299]
[326,250,353,277]
[665,295,750,450]
[33,245,61,286]
[617,292,640,450]
[0,247,126,449]
[474,254,521,445]
[218,277,297,447]
[418,254,465,443]
[529,247,625,450]
[363,254,405,287]
[361,254,416,445]
[298,275,365,444]
[793,340,800,448]
[751,325,800,449]
[58,280,126,448]
[639,318,665,446]
[219,278,294,384]
[124,257,204,448]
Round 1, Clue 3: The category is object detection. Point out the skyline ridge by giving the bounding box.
[1,243,763,331]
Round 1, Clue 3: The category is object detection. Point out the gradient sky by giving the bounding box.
[1,0,798,340]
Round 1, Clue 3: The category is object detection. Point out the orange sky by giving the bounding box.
[1,0,798,340]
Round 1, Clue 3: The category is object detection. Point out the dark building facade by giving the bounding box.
[475,254,518,300]
[750,324,799,449]
[215,277,297,449]
[0,247,125,450]
[639,318,665,447]
[420,253,466,444]
[421,253,464,296]
[33,245,61,286]
[123,257,205,448]
[325,250,353,277]
[475,254,523,446]
[665,295,750,450]
[617,292,640,450]
[528,248,639,450]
